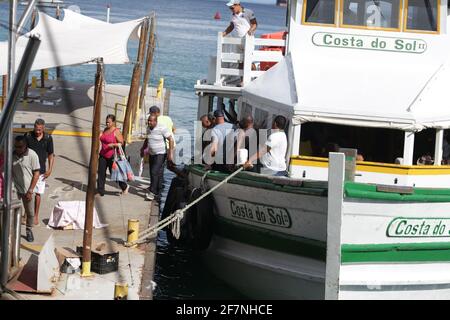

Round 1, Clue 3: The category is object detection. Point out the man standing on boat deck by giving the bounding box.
[209,110,236,172]
[140,114,175,202]
[24,118,54,226]
[244,115,288,176]
[12,136,41,242]
[223,0,258,38]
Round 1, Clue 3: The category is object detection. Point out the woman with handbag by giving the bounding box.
[97,114,129,196]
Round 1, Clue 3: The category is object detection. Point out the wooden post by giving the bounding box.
[55,5,61,80]
[122,18,149,144]
[81,59,104,277]
[137,15,156,117]
[1,75,7,110]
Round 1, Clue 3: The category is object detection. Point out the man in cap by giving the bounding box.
[208,110,236,171]
[223,0,258,38]
[148,106,175,193]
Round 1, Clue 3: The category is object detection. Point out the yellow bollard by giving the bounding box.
[43,69,49,80]
[31,76,37,89]
[156,78,164,99]
[114,282,128,300]
[127,219,139,248]
[81,261,92,277]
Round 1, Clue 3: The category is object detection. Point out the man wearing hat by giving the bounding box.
[223,0,258,38]
[208,110,236,171]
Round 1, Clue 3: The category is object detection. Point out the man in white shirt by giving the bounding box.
[223,0,257,38]
[244,115,288,176]
[222,0,258,86]
[140,115,175,201]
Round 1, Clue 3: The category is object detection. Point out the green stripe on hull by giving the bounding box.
[342,242,450,263]
[215,217,450,264]
[345,182,450,202]
[214,217,327,261]
[189,165,327,196]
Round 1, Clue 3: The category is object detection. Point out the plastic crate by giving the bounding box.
[76,246,119,275]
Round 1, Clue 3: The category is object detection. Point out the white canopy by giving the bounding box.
[0,9,143,75]
[243,24,450,132]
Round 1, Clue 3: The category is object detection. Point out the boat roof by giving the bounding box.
[243,23,450,131]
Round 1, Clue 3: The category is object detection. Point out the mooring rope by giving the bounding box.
[123,166,244,247]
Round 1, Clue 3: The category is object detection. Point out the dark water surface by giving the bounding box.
[0,0,286,299]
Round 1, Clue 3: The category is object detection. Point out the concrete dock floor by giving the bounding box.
[3,79,163,300]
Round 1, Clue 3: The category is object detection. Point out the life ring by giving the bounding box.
[185,188,214,250]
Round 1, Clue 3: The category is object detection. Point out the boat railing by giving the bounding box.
[214,32,286,87]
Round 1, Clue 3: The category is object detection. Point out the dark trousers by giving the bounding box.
[97,155,128,192]
[149,154,166,196]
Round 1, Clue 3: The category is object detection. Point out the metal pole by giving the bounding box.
[81,59,104,277]
[0,36,41,287]
[16,0,37,36]
[0,37,41,147]
[106,4,111,23]
[55,5,61,80]
[1,0,17,291]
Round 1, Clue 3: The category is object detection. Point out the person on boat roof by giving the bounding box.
[244,115,288,176]
[222,0,257,38]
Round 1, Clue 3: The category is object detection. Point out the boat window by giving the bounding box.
[254,108,269,129]
[341,0,401,29]
[303,0,336,25]
[300,122,404,163]
[413,128,435,164]
[241,102,253,119]
[405,0,438,32]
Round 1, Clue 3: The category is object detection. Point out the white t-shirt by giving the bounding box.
[261,130,287,172]
[146,124,172,155]
[231,8,255,38]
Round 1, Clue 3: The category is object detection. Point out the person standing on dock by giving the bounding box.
[149,105,175,193]
[140,114,175,202]
[24,118,55,226]
[12,136,41,242]
[97,114,129,196]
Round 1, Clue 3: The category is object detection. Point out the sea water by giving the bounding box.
[0,0,286,299]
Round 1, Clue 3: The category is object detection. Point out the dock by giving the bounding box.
[2,78,167,300]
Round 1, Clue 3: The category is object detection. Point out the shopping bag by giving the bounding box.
[111,148,126,182]
[117,145,135,181]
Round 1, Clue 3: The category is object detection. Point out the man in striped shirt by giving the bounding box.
[140,114,175,201]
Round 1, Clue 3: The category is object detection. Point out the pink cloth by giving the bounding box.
[99,128,118,159]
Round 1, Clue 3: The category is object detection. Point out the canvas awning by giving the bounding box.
[0,9,144,75]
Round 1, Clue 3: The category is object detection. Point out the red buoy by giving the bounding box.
[214,11,221,20]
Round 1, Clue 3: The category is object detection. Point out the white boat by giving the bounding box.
[164,0,450,299]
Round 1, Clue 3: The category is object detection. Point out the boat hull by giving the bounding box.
[187,165,450,299]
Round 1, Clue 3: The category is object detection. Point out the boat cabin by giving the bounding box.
[195,0,450,188]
